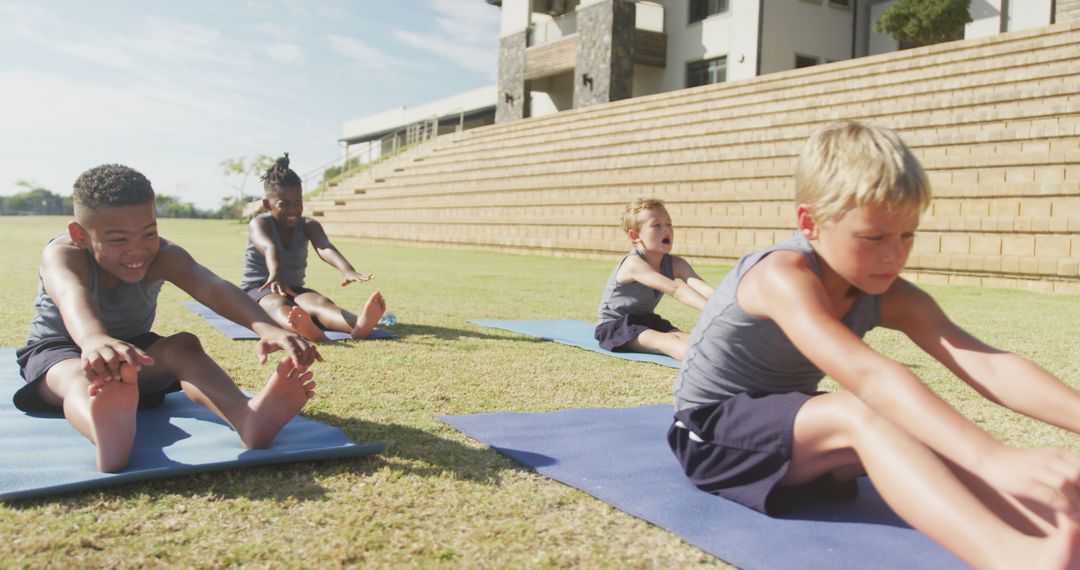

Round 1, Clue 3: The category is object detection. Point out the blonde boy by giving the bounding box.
[594,198,714,361]
[669,122,1080,568]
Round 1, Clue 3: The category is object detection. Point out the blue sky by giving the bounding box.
[0,0,501,209]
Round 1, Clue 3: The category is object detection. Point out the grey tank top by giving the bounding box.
[597,250,675,322]
[241,213,308,290]
[673,232,881,410]
[27,248,162,343]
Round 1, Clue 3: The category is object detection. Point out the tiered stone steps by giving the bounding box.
[313,21,1080,292]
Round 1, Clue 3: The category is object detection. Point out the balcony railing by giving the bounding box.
[526,1,664,47]
[527,11,577,46]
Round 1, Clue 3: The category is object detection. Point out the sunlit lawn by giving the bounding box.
[0,216,1077,567]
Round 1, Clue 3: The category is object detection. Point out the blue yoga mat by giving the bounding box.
[468,320,680,368]
[440,404,965,569]
[182,301,393,341]
[0,349,384,501]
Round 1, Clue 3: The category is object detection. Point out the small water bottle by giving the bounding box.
[378,311,397,327]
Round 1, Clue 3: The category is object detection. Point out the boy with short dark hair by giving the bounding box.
[669,122,1080,568]
[14,164,322,473]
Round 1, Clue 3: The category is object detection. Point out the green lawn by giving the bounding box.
[0,216,1077,567]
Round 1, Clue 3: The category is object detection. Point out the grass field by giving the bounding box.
[0,216,1077,567]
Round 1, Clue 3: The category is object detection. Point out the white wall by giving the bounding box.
[632,64,666,98]
[636,1,664,32]
[1005,0,1053,32]
[529,72,574,117]
[501,0,531,36]
[660,1,760,91]
[966,0,1052,39]
[867,0,899,55]
[966,0,1003,38]
[761,0,854,74]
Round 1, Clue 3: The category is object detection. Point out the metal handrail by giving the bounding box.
[305,103,475,194]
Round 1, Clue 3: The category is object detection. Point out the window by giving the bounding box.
[829,0,851,6]
[794,54,820,69]
[687,56,727,88]
[689,0,728,23]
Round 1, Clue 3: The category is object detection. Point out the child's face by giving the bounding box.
[72,201,160,285]
[631,206,674,253]
[811,203,918,295]
[266,185,303,227]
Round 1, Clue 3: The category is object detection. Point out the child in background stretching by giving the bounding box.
[14,164,321,472]
[595,198,714,361]
[669,121,1080,568]
[242,153,387,341]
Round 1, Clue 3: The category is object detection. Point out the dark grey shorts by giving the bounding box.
[243,285,317,302]
[594,312,676,352]
[668,391,857,515]
[14,332,180,414]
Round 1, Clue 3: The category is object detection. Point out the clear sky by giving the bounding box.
[0,0,501,209]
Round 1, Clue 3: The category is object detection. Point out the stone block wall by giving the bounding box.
[573,0,635,108]
[496,32,528,123]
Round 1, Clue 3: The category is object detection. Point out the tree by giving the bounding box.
[155,194,207,219]
[218,154,275,208]
[3,180,71,215]
[875,0,972,48]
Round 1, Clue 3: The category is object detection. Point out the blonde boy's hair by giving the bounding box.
[620,198,666,235]
[795,121,931,226]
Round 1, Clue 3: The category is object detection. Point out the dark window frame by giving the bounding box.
[686,55,727,88]
[688,0,729,24]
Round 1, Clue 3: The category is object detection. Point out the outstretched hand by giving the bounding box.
[81,335,155,389]
[983,446,1080,520]
[259,273,298,297]
[255,328,323,371]
[340,270,374,287]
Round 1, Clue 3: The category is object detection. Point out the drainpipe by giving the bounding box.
[756,0,764,76]
[851,0,858,58]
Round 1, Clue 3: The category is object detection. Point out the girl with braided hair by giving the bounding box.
[240,153,387,340]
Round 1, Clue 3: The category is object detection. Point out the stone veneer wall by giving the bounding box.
[573,0,635,109]
[496,31,527,123]
[310,22,1080,293]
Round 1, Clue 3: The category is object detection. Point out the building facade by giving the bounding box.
[493,0,1062,122]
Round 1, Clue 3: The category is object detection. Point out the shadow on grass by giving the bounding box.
[5,412,514,509]
[382,322,546,343]
[309,412,512,484]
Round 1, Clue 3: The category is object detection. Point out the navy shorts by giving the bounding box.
[243,285,317,303]
[667,391,857,515]
[245,285,326,328]
[13,332,181,414]
[594,313,677,352]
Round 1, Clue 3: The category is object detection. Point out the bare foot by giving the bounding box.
[87,363,140,472]
[350,291,387,339]
[239,357,316,449]
[287,305,327,341]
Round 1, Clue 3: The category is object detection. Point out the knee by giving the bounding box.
[669,341,687,361]
[835,394,893,447]
[260,295,290,311]
[160,331,205,356]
